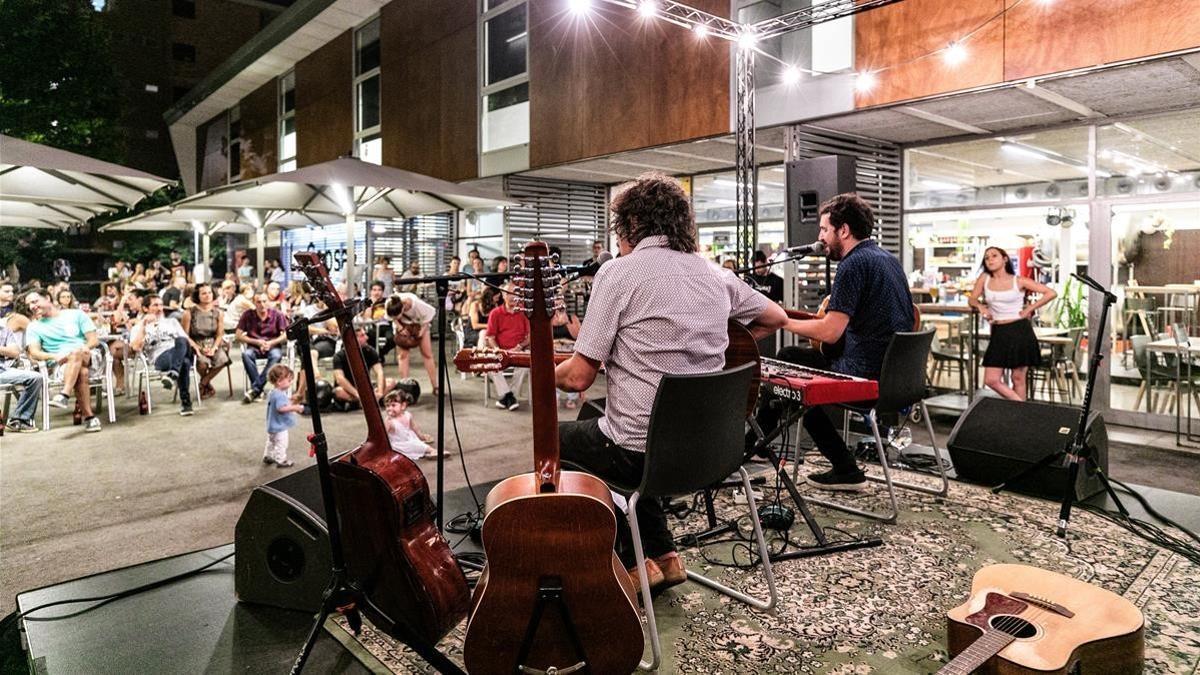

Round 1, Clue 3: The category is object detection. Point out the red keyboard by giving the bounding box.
[760,357,878,406]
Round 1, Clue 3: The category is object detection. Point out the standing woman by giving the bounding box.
[181,284,231,399]
[968,246,1057,400]
[385,292,439,393]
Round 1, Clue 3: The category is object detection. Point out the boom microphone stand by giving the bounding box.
[992,272,1131,539]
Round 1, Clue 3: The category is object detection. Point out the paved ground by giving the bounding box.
[2,353,1197,617]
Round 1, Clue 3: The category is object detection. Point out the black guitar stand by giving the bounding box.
[285,310,464,675]
[514,577,591,675]
[992,272,1131,539]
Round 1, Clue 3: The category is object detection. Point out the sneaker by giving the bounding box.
[6,419,38,433]
[505,394,519,411]
[243,389,257,404]
[179,403,194,416]
[494,396,508,410]
[84,416,102,433]
[275,459,295,468]
[262,456,275,465]
[807,468,867,491]
[161,372,177,390]
[49,393,71,409]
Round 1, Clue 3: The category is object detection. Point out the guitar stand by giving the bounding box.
[514,577,591,675]
[286,315,465,675]
[704,407,883,561]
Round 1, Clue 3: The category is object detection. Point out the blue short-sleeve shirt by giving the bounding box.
[266,389,297,433]
[826,240,914,379]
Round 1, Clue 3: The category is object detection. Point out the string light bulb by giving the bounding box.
[567,0,591,15]
[737,29,757,51]
[637,0,657,18]
[782,65,801,85]
[693,22,709,38]
[854,70,878,93]
[943,41,967,66]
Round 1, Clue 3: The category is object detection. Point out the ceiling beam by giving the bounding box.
[895,106,990,135]
[1020,81,1104,119]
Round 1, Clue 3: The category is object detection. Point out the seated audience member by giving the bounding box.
[236,293,289,403]
[168,250,189,281]
[286,281,311,316]
[22,291,103,432]
[161,275,188,317]
[130,296,195,415]
[94,282,120,313]
[227,284,255,330]
[0,281,14,319]
[55,288,77,310]
[372,256,395,296]
[485,283,530,411]
[236,258,254,284]
[359,281,394,356]
[181,284,230,399]
[216,279,239,312]
[265,280,288,313]
[385,291,438,390]
[330,327,396,410]
[105,287,146,393]
[485,256,509,287]
[461,290,488,349]
[0,308,42,433]
[466,257,488,295]
[269,257,287,285]
[551,307,583,409]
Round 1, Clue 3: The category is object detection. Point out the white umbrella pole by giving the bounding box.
[256,226,266,287]
[193,230,201,280]
[345,210,356,297]
[202,234,211,282]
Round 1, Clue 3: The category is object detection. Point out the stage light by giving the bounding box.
[637,0,657,18]
[567,0,591,15]
[693,22,709,38]
[943,41,967,66]
[737,29,757,51]
[782,65,801,85]
[854,70,878,93]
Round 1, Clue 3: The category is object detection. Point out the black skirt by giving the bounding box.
[982,318,1041,368]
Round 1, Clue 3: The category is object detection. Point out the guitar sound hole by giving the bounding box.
[989,615,1037,639]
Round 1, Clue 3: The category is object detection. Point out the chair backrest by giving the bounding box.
[638,361,757,499]
[876,328,936,414]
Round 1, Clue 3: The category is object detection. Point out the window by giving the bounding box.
[228,106,242,182]
[278,71,296,172]
[354,18,382,164]
[172,42,196,63]
[481,1,529,153]
[172,0,195,19]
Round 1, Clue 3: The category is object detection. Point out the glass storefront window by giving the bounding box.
[485,4,526,86]
[906,126,1091,210]
[1098,109,1200,198]
[692,168,787,261]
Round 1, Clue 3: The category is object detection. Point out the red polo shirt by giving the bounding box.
[486,305,529,350]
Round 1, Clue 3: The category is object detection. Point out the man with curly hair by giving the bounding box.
[555,172,788,593]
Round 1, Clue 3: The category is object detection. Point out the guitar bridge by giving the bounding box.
[1011,591,1074,618]
[518,662,587,675]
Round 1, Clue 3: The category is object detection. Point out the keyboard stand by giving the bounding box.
[749,405,883,562]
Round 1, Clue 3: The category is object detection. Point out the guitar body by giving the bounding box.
[461,241,643,673]
[292,252,470,649]
[786,298,921,361]
[464,472,642,675]
[944,564,1144,675]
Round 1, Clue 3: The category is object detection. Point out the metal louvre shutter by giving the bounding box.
[784,126,903,313]
[371,213,455,305]
[503,176,608,265]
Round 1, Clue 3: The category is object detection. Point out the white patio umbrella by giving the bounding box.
[168,157,515,289]
[0,134,173,228]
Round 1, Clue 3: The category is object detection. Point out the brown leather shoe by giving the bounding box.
[627,558,664,594]
[654,552,687,589]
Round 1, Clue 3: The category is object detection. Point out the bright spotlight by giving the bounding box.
[943,41,967,66]
[567,0,591,15]
[854,70,878,93]
[782,65,801,85]
[737,29,757,51]
[693,22,709,38]
[637,0,657,18]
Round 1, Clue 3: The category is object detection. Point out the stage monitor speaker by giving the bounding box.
[947,397,1108,501]
[235,460,336,613]
[785,155,858,246]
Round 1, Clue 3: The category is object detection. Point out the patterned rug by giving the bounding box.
[331,468,1200,673]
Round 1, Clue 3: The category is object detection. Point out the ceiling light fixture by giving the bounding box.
[692,22,709,38]
[943,41,967,66]
[567,0,592,16]
[782,65,801,85]
[854,71,878,93]
[637,0,657,18]
[737,28,757,51]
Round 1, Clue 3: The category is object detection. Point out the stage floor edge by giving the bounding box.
[15,543,378,675]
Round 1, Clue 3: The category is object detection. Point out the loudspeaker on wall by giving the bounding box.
[785,155,858,246]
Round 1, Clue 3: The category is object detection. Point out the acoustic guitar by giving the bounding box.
[462,242,644,675]
[786,297,922,360]
[292,252,470,647]
[941,564,1144,674]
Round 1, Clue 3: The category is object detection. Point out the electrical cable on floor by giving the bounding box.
[439,354,486,561]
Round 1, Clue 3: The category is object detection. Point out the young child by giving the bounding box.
[263,364,302,468]
[383,390,438,461]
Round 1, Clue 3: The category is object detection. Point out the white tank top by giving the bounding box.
[984,276,1024,321]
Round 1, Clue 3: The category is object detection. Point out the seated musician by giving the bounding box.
[758,193,914,490]
[555,173,788,592]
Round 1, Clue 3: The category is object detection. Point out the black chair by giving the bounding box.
[611,361,779,671]
[807,328,950,523]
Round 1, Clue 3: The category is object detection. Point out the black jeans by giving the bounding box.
[754,345,859,473]
[558,416,674,568]
[154,337,193,406]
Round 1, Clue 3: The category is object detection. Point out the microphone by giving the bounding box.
[777,241,827,257]
[564,250,613,279]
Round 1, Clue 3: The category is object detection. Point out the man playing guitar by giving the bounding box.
[554,173,788,593]
[760,193,914,490]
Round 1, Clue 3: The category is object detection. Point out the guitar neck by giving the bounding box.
[503,352,571,369]
[938,629,1016,675]
[525,253,561,491]
[785,308,819,321]
[332,306,391,457]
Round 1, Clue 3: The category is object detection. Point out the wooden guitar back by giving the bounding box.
[463,472,643,675]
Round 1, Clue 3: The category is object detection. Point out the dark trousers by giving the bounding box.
[754,345,859,473]
[559,416,674,568]
[242,345,283,394]
[154,337,193,406]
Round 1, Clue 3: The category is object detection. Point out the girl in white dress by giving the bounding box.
[383,390,438,460]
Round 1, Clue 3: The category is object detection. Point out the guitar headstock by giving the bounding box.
[453,347,510,373]
[293,252,344,310]
[511,241,563,319]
